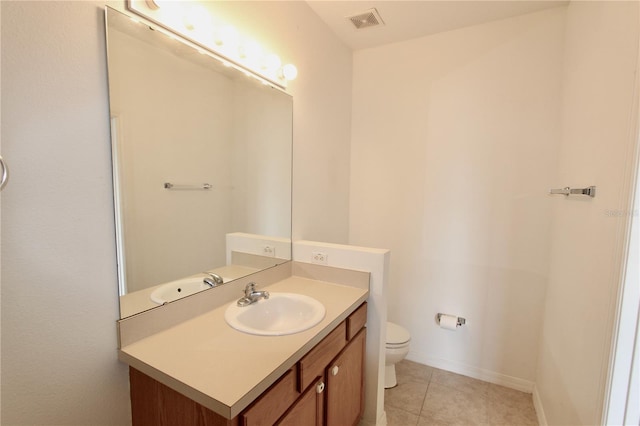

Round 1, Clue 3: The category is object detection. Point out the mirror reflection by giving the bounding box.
[106,8,293,318]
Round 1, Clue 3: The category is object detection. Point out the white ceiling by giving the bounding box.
[306,1,569,50]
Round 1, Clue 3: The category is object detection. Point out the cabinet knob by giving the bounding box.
[331,365,339,376]
[316,382,325,394]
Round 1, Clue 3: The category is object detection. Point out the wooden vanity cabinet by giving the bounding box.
[274,326,366,426]
[129,302,367,426]
[277,302,366,426]
[129,367,237,426]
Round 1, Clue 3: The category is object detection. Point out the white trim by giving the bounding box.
[358,409,387,426]
[378,409,387,426]
[406,351,535,393]
[624,317,640,425]
[533,385,549,426]
[602,17,640,425]
[604,131,640,424]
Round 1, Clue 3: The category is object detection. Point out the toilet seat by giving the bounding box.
[386,321,411,347]
[386,342,409,349]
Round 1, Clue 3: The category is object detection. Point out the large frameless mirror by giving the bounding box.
[105,7,293,318]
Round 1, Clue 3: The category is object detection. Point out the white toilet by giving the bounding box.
[385,321,411,388]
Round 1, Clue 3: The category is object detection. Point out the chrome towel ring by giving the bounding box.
[0,155,8,191]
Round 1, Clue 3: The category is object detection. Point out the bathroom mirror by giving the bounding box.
[105,7,292,318]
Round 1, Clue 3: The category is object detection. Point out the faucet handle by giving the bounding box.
[244,282,256,296]
[204,272,224,285]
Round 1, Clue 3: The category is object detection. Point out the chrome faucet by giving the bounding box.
[203,272,224,288]
[237,282,269,307]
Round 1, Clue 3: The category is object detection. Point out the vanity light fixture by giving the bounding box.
[280,64,298,81]
[127,0,298,88]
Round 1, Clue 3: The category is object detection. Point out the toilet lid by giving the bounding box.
[387,321,411,345]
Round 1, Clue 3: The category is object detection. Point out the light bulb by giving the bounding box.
[239,40,263,59]
[183,14,195,31]
[214,25,238,47]
[262,53,282,71]
[182,6,212,33]
[281,64,298,81]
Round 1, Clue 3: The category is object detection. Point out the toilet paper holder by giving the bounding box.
[436,313,466,327]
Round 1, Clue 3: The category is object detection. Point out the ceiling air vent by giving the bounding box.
[347,8,385,30]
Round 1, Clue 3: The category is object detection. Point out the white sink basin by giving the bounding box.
[150,276,229,305]
[224,293,326,336]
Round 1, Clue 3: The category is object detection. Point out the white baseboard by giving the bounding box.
[406,352,535,393]
[359,409,387,426]
[533,385,548,426]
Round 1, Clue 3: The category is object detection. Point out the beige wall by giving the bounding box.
[1,2,131,424]
[535,2,640,424]
[350,7,566,389]
[0,1,352,423]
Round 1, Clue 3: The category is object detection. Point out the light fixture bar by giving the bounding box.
[124,0,297,90]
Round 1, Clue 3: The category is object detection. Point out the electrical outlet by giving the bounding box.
[311,251,328,265]
[262,245,276,257]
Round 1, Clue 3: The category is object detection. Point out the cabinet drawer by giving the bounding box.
[241,368,299,426]
[346,302,367,341]
[298,321,346,391]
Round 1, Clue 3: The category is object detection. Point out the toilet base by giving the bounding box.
[384,364,397,389]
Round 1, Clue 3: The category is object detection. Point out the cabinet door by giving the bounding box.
[241,368,300,426]
[325,329,366,426]
[277,379,324,426]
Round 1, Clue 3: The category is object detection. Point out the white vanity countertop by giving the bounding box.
[118,276,368,419]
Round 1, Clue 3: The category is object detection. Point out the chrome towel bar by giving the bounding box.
[549,186,596,198]
[164,182,212,190]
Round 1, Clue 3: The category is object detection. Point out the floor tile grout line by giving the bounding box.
[418,377,431,419]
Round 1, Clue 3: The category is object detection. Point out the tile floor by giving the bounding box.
[384,360,539,426]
